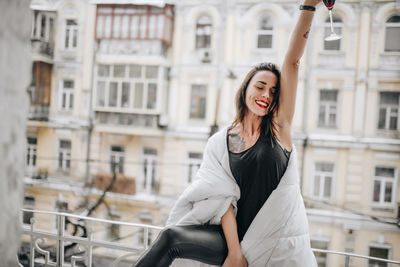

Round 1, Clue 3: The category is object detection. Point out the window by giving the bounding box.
[96,5,173,44]
[58,140,71,172]
[186,152,203,185]
[64,19,78,50]
[52,197,68,230]
[142,148,158,194]
[318,89,338,128]
[372,167,397,206]
[369,245,391,267]
[257,15,273,49]
[195,15,212,49]
[313,162,334,200]
[23,195,35,224]
[31,11,55,43]
[96,64,159,111]
[26,137,37,172]
[189,85,207,119]
[59,80,74,111]
[378,92,399,130]
[136,211,154,247]
[105,207,121,241]
[323,14,343,51]
[384,15,400,52]
[311,239,328,267]
[110,146,124,174]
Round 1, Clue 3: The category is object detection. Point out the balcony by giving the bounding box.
[28,105,50,121]
[31,39,54,58]
[19,209,400,267]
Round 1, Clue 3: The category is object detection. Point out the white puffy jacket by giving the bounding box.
[166,126,317,267]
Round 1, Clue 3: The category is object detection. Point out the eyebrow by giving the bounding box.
[256,81,267,85]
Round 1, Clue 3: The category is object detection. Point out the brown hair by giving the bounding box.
[231,62,281,142]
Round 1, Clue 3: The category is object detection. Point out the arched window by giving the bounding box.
[257,14,273,49]
[323,14,343,51]
[195,15,212,49]
[385,14,400,52]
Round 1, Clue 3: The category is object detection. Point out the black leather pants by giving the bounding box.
[133,224,228,267]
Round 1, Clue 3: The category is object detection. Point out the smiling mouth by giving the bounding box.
[255,100,269,109]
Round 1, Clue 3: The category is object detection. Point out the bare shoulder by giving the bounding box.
[228,125,246,153]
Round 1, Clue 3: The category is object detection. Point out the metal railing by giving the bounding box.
[19,209,400,267]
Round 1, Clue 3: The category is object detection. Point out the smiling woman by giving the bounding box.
[133,1,322,267]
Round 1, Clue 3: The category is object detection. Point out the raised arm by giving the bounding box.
[276,0,321,128]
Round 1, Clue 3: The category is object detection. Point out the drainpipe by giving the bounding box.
[84,35,99,204]
[210,1,226,137]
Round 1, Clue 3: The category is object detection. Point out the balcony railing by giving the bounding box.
[19,209,400,267]
[31,39,54,57]
[28,105,50,121]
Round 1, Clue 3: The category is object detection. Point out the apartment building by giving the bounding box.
[22,0,400,266]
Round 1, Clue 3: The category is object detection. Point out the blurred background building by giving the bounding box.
[21,0,400,266]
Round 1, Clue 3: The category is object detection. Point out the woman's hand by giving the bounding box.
[221,251,248,267]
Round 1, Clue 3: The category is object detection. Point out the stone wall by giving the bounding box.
[0,0,31,266]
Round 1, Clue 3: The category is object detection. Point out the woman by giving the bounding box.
[134,1,321,266]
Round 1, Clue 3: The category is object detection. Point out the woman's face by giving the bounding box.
[245,70,278,117]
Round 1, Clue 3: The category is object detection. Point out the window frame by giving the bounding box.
[185,152,203,186]
[311,161,335,201]
[371,166,398,208]
[95,5,174,45]
[141,148,158,194]
[95,64,161,113]
[189,84,207,120]
[256,14,274,50]
[317,89,339,128]
[23,195,35,225]
[31,11,56,43]
[58,79,74,112]
[134,211,154,247]
[26,136,37,173]
[383,14,400,53]
[63,19,78,51]
[57,139,71,173]
[377,91,400,131]
[110,145,125,174]
[195,15,212,50]
[104,208,121,241]
[368,243,393,267]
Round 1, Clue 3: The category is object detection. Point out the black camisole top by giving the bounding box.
[227,130,291,242]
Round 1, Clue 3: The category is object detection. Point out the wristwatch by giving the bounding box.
[300,5,316,11]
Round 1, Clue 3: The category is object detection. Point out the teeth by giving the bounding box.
[256,100,267,107]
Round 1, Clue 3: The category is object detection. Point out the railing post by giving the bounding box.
[56,214,65,267]
[87,220,93,267]
[30,218,35,267]
[144,227,149,250]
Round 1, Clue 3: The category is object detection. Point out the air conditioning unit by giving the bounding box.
[201,49,212,63]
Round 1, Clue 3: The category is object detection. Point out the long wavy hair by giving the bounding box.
[230,62,281,142]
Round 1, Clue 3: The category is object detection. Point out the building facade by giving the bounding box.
[23,0,400,266]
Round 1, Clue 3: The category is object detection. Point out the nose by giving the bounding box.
[261,89,272,100]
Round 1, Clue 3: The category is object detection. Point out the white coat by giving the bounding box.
[166,126,317,267]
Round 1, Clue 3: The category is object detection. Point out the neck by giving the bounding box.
[241,112,262,137]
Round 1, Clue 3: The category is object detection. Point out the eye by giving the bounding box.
[256,86,263,90]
